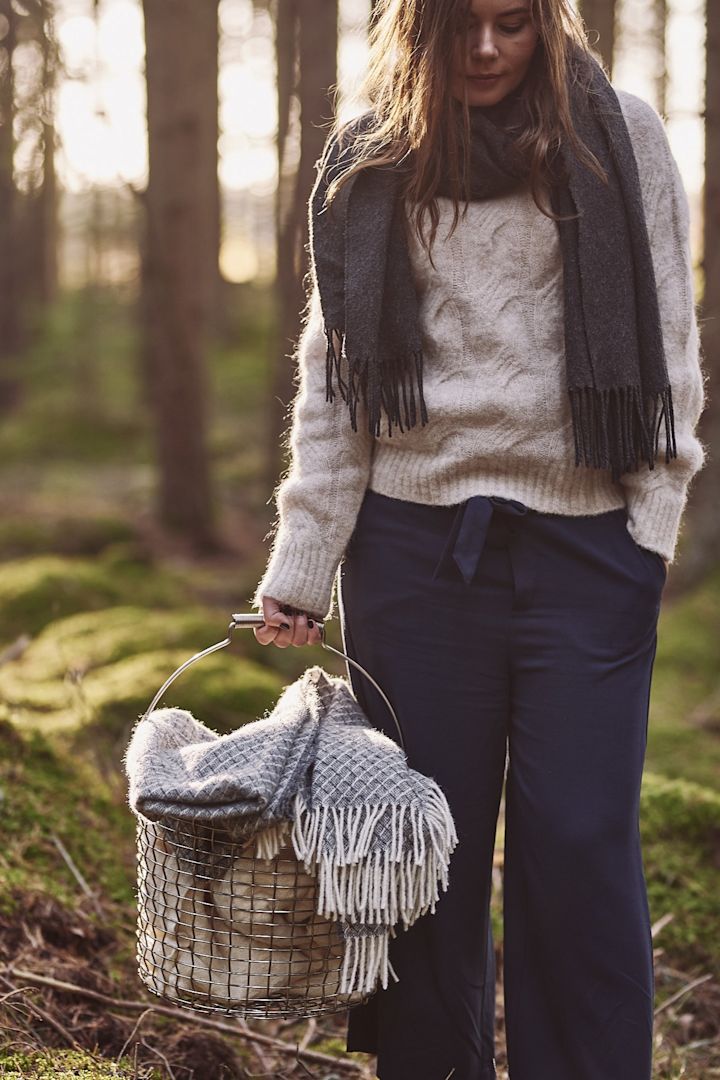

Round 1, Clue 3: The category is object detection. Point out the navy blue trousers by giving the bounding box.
[337,489,666,1080]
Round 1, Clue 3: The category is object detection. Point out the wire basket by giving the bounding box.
[134,612,405,1018]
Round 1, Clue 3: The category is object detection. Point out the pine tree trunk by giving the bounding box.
[267,0,338,487]
[653,0,668,118]
[142,0,220,548]
[36,0,58,305]
[0,0,22,415]
[578,0,616,76]
[677,0,720,583]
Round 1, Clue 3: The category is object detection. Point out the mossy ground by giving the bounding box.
[0,718,136,916]
[645,566,720,789]
[641,772,720,980]
[0,1049,156,1078]
[0,553,188,643]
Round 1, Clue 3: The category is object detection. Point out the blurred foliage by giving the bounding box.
[646,567,720,789]
[0,284,274,468]
[0,554,188,643]
[0,287,146,464]
[0,516,137,559]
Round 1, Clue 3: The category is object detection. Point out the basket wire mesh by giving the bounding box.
[134,613,405,1018]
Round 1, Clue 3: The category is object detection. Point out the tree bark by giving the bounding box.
[142,0,220,548]
[578,0,616,76]
[653,0,668,118]
[0,0,22,415]
[267,0,338,487]
[676,0,720,584]
[19,0,59,308]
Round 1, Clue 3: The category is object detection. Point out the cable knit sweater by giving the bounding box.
[251,88,707,623]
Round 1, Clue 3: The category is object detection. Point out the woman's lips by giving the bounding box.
[468,74,502,81]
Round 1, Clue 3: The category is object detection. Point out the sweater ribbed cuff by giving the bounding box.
[250,535,342,622]
[624,484,687,563]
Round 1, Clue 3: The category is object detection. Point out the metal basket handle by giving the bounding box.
[140,613,405,751]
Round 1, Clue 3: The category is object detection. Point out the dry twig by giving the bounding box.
[0,973,84,1052]
[50,834,104,916]
[4,966,367,1074]
[654,973,714,1017]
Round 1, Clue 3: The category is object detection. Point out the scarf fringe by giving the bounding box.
[325,323,678,479]
[325,326,429,438]
[569,383,677,482]
[290,788,459,995]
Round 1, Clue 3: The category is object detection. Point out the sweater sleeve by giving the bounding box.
[616,96,708,564]
[250,284,375,622]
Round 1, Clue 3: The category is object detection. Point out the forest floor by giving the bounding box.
[0,288,718,1078]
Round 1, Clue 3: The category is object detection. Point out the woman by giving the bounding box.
[252,0,707,1076]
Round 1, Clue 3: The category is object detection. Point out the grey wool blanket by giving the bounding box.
[123,665,459,997]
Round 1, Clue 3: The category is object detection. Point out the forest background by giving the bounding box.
[0,0,718,1077]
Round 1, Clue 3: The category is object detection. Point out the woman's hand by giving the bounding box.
[253,596,324,649]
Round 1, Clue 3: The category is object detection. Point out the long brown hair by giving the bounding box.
[321,0,609,264]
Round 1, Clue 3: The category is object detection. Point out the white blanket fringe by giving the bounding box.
[286,788,459,994]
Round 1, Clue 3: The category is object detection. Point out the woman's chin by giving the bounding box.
[452,77,512,107]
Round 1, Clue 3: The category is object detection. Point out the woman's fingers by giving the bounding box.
[291,612,309,647]
[253,620,280,646]
[253,597,286,646]
[253,597,323,648]
[293,610,324,646]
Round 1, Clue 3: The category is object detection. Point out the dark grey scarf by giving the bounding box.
[308,41,677,483]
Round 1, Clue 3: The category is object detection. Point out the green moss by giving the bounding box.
[311,1036,359,1058]
[0,593,290,782]
[74,648,284,742]
[641,770,720,978]
[642,770,720,840]
[0,556,190,644]
[0,606,227,707]
[0,720,136,914]
[646,567,720,789]
[0,1049,159,1077]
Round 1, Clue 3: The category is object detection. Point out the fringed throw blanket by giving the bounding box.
[124,665,459,996]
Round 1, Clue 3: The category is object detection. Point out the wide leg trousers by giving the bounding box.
[337,489,666,1080]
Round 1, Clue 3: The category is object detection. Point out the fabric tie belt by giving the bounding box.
[432,494,530,584]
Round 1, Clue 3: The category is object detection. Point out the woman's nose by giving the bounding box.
[469,28,500,60]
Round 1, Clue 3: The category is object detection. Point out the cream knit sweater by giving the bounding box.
[251,89,707,623]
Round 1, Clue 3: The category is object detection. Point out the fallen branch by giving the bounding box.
[4,967,367,1074]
